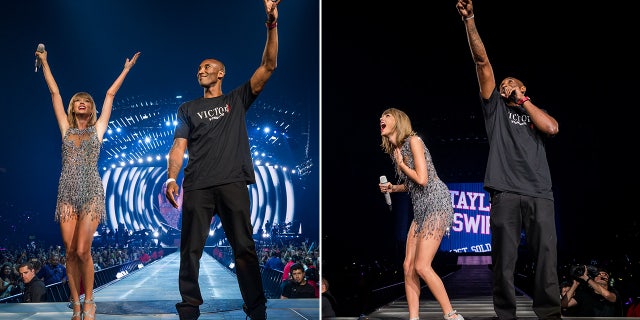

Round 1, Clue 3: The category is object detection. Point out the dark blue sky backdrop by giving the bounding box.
[0,0,319,246]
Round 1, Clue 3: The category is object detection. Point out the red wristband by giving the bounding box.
[517,96,530,105]
[266,22,277,30]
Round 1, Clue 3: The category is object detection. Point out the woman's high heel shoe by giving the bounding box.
[70,299,82,320]
[444,310,464,320]
[83,299,97,320]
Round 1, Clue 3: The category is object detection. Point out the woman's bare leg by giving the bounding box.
[404,222,421,319]
[413,231,457,318]
[75,213,100,317]
[59,209,81,317]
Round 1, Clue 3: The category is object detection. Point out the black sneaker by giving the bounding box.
[243,303,266,320]
[175,301,200,320]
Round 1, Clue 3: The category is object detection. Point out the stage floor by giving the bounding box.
[330,255,640,320]
[3,254,636,320]
[0,252,319,320]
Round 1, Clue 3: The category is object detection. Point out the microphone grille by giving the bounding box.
[37,43,45,52]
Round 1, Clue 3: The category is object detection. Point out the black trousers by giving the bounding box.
[489,191,561,320]
[179,181,266,313]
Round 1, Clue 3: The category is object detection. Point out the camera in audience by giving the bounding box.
[570,264,599,279]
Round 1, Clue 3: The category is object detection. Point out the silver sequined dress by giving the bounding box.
[394,136,453,238]
[55,126,106,223]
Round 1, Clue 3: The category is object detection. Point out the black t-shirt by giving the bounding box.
[281,280,316,299]
[481,89,554,200]
[174,82,257,191]
[573,284,621,317]
[322,293,338,317]
[23,278,47,302]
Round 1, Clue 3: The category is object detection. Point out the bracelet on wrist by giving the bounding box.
[266,21,278,29]
[517,96,531,105]
[464,14,475,21]
[166,178,176,185]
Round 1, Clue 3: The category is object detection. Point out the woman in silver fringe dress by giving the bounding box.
[378,108,464,320]
[36,48,140,320]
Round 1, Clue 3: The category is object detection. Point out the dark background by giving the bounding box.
[321,0,637,314]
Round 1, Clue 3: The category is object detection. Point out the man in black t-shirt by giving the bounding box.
[561,267,622,317]
[457,1,561,319]
[164,1,280,319]
[18,262,47,303]
[280,263,316,299]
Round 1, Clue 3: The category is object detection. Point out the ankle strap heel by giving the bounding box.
[83,299,97,319]
[444,310,464,320]
[70,300,82,320]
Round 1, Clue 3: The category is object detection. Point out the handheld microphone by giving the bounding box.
[35,43,45,72]
[379,175,392,211]
[509,89,519,103]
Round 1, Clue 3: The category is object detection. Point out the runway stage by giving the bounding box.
[0,252,319,320]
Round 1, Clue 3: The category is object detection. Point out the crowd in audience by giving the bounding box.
[0,236,164,301]
[258,239,319,299]
[212,236,320,299]
[257,239,319,289]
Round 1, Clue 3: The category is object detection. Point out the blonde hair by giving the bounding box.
[67,92,97,128]
[380,107,416,155]
[321,277,329,290]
